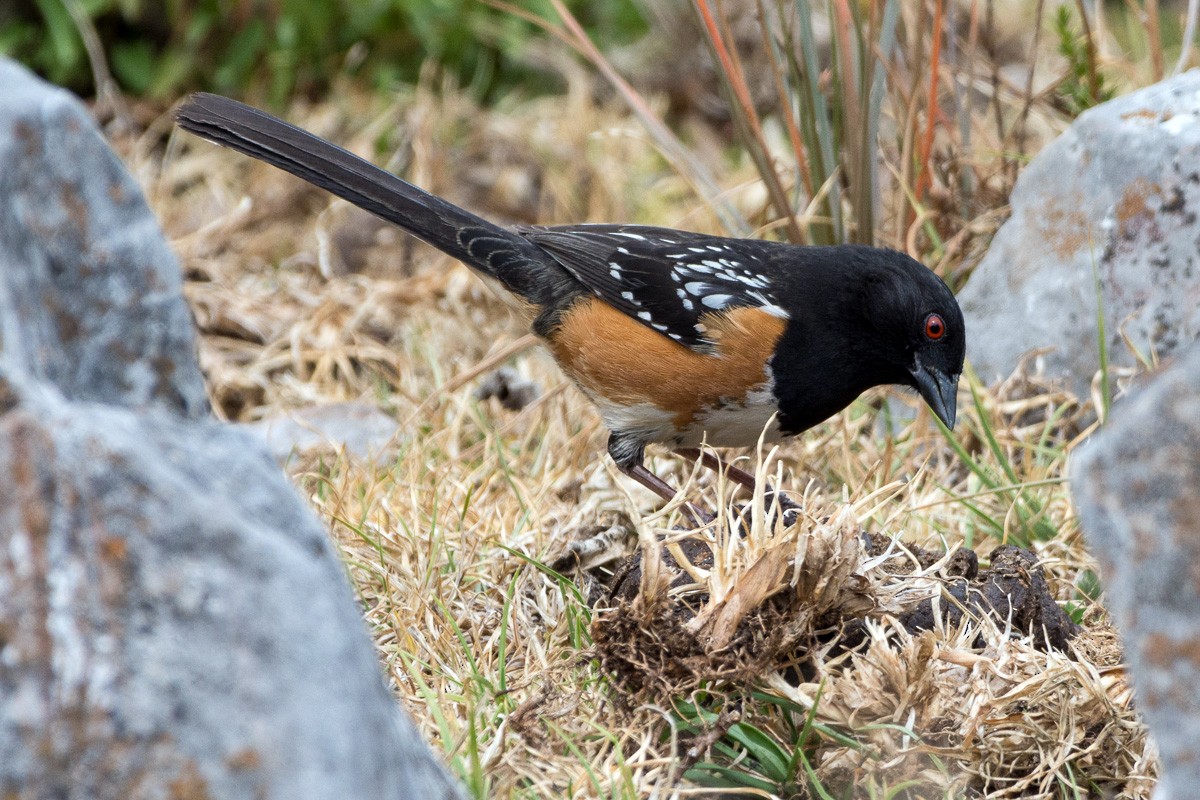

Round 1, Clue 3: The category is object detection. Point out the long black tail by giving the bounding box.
[175,93,568,306]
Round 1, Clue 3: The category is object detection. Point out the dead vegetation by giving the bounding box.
[125,33,1159,796]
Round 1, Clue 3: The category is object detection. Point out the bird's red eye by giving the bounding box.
[924,313,946,341]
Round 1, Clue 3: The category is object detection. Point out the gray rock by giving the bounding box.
[0,379,462,800]
[961,71,1200,397]
[0,59,208,417]
[1072,342,1200,800]
[0,57,463,800]
[246,401,403,464]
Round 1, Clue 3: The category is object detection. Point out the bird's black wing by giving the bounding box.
[518,224,790,352]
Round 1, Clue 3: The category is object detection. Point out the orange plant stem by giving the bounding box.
[915,0,944,206]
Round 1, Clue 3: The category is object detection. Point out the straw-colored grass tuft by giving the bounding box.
[589,488,877,697]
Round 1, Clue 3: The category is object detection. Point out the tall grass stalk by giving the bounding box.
[695,0,902,245]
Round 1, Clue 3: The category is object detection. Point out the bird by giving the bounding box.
[176,93,965,522]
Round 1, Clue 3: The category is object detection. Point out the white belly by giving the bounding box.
[678,394,783,448]
[590,381,781,449]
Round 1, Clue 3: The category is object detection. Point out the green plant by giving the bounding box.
[1,0,646,103]
[1052,4,1115,116]
[933,370,1066,549]
[674,690,862,798]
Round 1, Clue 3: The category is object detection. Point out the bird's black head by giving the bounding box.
[854,249,965,428]
[770,245,965,435]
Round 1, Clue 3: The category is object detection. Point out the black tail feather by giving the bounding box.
[175,93,568,306]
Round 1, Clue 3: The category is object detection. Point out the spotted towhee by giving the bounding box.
[177,94,965,519]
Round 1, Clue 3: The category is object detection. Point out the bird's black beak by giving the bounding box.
[910,356,959,429]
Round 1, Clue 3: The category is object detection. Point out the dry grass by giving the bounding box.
[125,50,1158,798]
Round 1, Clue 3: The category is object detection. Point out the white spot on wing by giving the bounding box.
[621,291,635,301]
[744,290,789,318]
[733,273,768,289]
[701,294,733,308]
[637,311,653,321]
[613,232,647,241]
